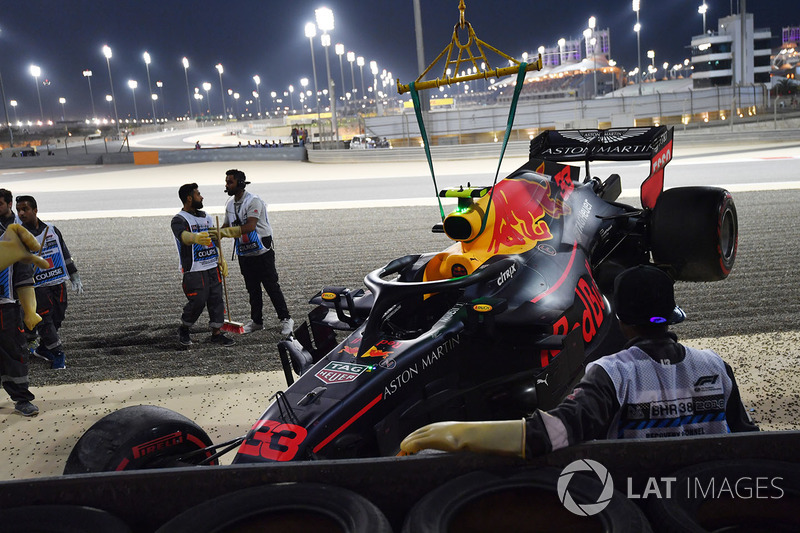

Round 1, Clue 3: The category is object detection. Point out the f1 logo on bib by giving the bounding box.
[557,459,614,516]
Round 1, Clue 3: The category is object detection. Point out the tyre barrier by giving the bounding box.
[402,467,653,533]
[155,482,391,533]
[6,431,800,532]
[0,505,131,533]
[646,460,800,533]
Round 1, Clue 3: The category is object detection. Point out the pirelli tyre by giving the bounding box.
[0,505,131,533]
[155,482,391,533]
[645,459,800,533]
[402,467,652,533]
[650,187,737,282]
[63,405,217,474]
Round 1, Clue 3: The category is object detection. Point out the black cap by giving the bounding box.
[613,265,686,326]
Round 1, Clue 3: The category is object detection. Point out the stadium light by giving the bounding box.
[102,45,120,133]
[29,65,43,121]
[633,0,642,95]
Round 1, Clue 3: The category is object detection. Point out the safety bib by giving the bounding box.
[225,192,267,257]
[590,346,732,439]
[32,225,70,287]
[175,211,219,273]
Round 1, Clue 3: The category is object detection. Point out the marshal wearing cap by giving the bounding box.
[613,265,686,326]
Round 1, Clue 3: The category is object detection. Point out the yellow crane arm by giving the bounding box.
[396,1,543,94]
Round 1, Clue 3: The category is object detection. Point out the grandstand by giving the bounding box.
[456,55,620,107]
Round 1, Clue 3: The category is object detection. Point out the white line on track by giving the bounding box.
[44,198,461,220]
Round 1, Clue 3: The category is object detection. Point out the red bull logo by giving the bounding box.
[486,176,569,254]
[339,345,359,356]
[425,173,573,282]
[361,346,392,359]
[361,339,400,359]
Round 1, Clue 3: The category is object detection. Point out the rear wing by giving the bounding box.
[529,127,674,209]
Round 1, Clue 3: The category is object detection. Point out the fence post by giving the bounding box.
[657,92,662,122]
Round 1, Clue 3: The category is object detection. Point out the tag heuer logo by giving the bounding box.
[315,362,371,384]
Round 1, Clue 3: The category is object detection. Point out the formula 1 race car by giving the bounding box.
[64,126,738,472]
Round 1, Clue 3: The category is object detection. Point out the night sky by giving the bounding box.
[0,0,796,121]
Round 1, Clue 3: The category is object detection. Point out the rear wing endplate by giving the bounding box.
[529,126,674,209]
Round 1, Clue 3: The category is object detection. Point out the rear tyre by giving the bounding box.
[650,187,737,281]
[63,405,217,474]
[155,482,392,533]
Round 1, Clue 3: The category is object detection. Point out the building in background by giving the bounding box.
[690,12,772,88]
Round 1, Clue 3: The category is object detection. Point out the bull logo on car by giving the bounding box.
[360,346,392,359]
[486,176,569,255]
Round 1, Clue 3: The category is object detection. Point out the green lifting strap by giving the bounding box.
[409,81,446,222]
[468,61,528,242]
[410,63,527,227]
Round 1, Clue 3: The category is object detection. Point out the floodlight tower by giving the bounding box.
[253,75,262,116]
[216,63,225,118]
[347,51,356,97]
[335,43,346,104]
[633,0,643,95]
[182,57,192,118]
[698,3,708,34]
[83,69,96,119]
[357,56,366,99]
[305,21,322,128]
[128,79,139,121]
[29,65,43,121]
[316,6,339,145]
[102,45,120,134]
[143,52,157,122]
[202,82,211,114]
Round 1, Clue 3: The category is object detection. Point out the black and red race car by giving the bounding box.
[65,126,738,472]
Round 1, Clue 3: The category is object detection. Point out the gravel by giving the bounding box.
[30,190,800,391]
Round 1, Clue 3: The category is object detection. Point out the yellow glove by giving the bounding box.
[208,227,240,241]
[17,285,42,331]
[400,419,526,458]
[220,226,242,239]
[0,224,49,271]
[181,231,212,247]
[218,254,228,277]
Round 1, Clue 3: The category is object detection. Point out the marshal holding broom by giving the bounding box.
[171,183,235,348]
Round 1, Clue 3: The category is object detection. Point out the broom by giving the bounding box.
[215,216,245,334]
